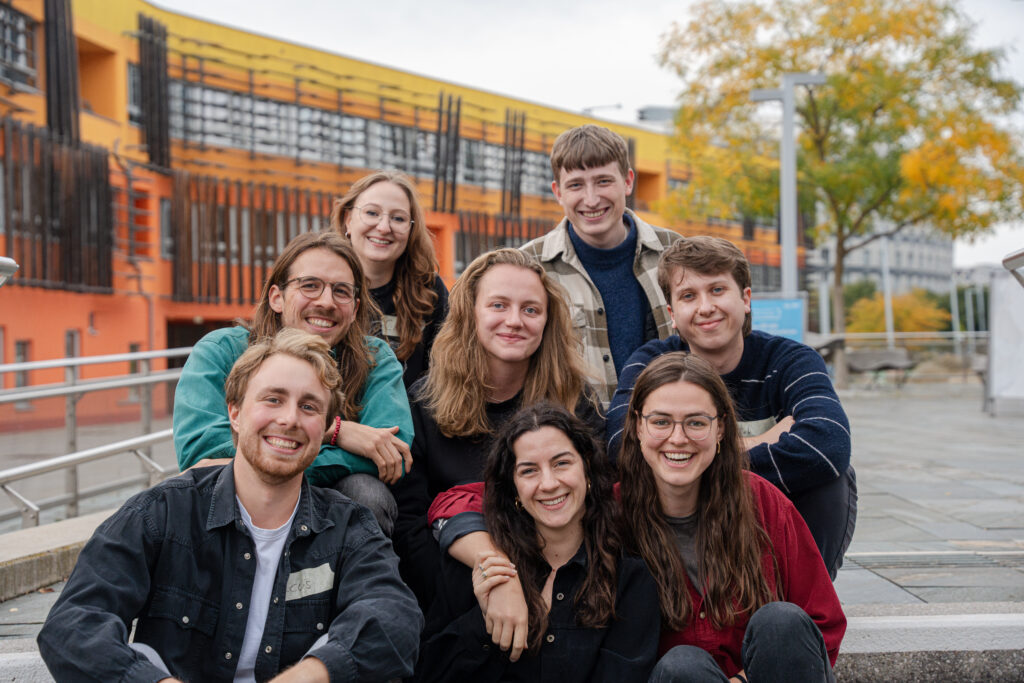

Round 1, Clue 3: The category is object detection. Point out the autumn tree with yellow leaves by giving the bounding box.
[847,289,952,333]
[657,0,1024,384]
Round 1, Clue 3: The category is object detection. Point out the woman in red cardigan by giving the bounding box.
[618,352,845,682]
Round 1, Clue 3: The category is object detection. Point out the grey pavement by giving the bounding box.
[1,380,1023,680]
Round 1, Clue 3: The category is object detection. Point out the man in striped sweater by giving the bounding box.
[607,236,856,579]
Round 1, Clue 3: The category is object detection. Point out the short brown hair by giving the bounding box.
[224,328,344,432]
[549,124,630,181]
[657,236,753,336]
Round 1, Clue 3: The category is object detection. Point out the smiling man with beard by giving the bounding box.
[172,231,413,537]
[38,329,422,683]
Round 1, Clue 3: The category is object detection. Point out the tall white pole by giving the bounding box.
[752,73,825,297]
[950,277,963,361]
[880,236,896,349]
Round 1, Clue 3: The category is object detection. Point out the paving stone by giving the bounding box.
[835,566,924,606]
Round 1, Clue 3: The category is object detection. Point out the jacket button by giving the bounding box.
[602,354,610,362]
[597,308,604,315]
[546,634,555,643]
[225,652,232,660]
[236,602,244,610]
[264,645,272,654]
[300,525,308,532]
[316,623,324,631]
[273,597,279,604]
[181,616,189,624]
[699,611,706,619]
[244,552,251,560]
[555,592,564,601]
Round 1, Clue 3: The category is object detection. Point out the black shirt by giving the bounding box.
[391,381,605,608]
[415,544,660,683]
[369,273,449,390]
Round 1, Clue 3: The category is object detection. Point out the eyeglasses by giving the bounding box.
[283,276,357,304]
[640,412,718,441]
[354,204,413,231]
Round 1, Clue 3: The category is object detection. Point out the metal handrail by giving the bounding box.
[0,429,176,528]
[0,369,183,403]
[0,347,194,522]
[0,347,192,374]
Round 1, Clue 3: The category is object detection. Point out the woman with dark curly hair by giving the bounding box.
[415,403,659,682]
[618,352,845,682]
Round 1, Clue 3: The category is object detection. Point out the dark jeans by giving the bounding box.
[790,466,858,580]
[648,602,835,683]
[333,472,398,538]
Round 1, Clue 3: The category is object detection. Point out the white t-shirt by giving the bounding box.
[233,496,297,683]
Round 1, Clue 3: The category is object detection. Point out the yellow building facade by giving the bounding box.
[0,0,792,429]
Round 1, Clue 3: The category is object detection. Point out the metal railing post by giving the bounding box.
[141,357,153,461]
[64,364,80,518]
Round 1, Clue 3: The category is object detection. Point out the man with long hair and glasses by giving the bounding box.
[173,230,413,536]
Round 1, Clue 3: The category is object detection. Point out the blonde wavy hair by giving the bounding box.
[422,248,591,438]
[224,328,345,431]
[330,171,439,362]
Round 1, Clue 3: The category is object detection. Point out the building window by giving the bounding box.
[0,4,37,89]
[14,339,30,410]
[127,62,143,124]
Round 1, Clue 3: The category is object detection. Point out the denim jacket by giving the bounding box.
[173,326,414,486]
[38,465,423,682]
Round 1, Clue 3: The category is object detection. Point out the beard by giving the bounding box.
[235,428,319,486]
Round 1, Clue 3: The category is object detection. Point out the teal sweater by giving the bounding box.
[172,326,413,486]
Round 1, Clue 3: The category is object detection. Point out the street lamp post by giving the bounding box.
[752,73,826,297]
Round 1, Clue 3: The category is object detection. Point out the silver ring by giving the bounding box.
[481,570,488,579]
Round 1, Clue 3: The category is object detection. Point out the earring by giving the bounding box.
[514,498,522,510]
[716,441,721,455]
[587,481,592,493]
[344,231,350,239]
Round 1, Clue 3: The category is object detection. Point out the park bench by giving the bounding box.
[847,348,916,387]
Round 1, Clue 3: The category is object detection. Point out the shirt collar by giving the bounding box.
[206,464,329,536]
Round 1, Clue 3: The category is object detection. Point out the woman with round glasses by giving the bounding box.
[618,352,845,682]
[391,248,602,617]
[174,231,413,535]
[415,403,659,682]
[331,171,448,389]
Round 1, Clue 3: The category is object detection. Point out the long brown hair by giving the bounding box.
[484,402,620,652]
[618,352,778,630]
[249,231,379,421]
[422,249,591,438]
[330,171,438,362]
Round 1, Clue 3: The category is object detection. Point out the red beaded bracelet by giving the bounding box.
[329,415,342,445]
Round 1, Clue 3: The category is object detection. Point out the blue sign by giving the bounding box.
[751,298,805,343]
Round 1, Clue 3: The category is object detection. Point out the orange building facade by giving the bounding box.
[0,0,798,431]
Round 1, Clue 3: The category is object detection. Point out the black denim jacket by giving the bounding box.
[38,465,422,682]
[415,544,660,682]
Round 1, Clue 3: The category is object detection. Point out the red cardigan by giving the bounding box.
[658,472,845,676]
[427,473,846,677]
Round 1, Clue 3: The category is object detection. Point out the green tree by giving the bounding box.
[658,0,1024,385]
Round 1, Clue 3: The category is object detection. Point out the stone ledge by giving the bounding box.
[0,510,113,602]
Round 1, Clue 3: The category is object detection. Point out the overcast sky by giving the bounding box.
[153,0,1024,268]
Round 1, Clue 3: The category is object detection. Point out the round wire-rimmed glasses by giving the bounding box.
[640,413,718,441]
[354,204,413,232]
[283,276,357,304]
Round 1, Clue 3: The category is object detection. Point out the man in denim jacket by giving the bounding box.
[38,329,422,682]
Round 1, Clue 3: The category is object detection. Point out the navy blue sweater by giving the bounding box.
[607,331,851,496]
